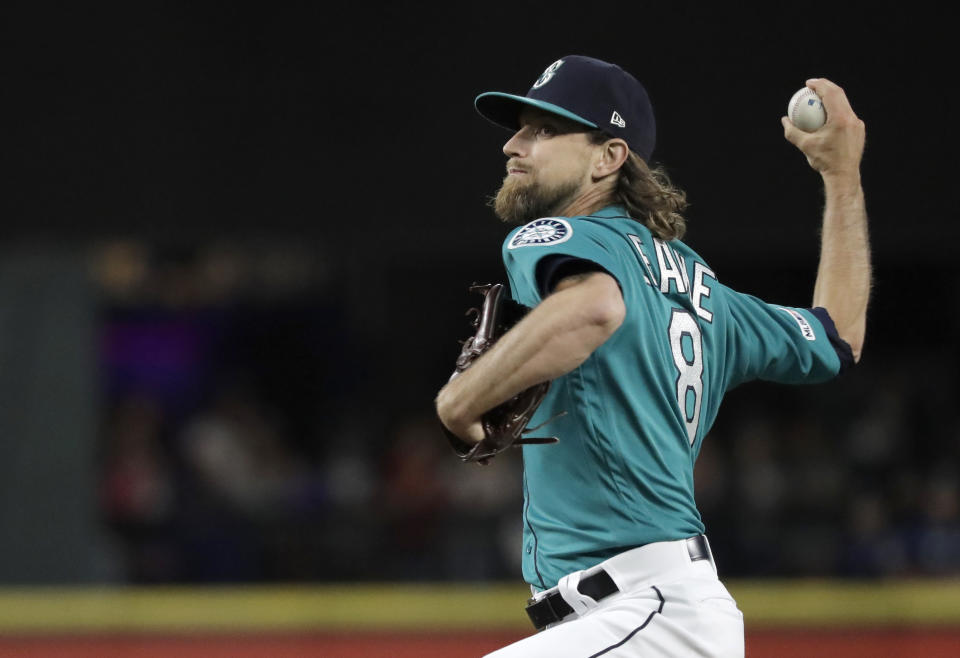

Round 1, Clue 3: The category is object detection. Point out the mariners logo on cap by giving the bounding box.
[532,59,564,89]
[508,218,573,249]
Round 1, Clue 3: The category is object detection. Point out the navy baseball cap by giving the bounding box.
[475,55,656,161]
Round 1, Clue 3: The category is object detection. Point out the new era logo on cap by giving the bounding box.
[474,55,656,161]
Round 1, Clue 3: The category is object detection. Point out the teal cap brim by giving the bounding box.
[474,92,598,132]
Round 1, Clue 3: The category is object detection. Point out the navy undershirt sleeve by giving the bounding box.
[535,255,611,297]
[809,307,856,373]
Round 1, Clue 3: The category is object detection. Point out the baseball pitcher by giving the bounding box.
[436,55,869,657]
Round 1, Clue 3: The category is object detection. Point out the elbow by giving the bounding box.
[579,273,626,338]
[588,286,626,339]
[848,337,864,364]
[840,319,867,364]
[591,294,626,337]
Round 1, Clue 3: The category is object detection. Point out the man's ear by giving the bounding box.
[594,138,629,179]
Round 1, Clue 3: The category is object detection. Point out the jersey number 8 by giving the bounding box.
[668,309,703,446]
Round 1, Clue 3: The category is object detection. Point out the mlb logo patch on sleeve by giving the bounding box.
[508,218,573,249]
[779,307,816,341]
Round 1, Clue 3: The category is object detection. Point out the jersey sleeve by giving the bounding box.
[502,218,628,307]
[718,284,854,390]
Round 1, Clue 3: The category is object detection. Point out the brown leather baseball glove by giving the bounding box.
[442,283,560,465]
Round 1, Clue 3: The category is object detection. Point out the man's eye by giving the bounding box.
[536,124,556,137]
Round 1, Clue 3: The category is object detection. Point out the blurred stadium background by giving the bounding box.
[2,2,958,656]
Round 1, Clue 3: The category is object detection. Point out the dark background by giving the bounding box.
[7,3,956,252]
[1,2,957,584]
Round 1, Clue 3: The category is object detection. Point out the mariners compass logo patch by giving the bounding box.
[508,218,573,249]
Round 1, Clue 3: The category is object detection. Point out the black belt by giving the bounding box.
[525,535,713,631]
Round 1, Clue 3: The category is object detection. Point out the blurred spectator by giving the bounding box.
[437,428,524,580]
[844,376,904,470]
[178,381,305,518]
[100,393,176,581]
[378,412,524,581]
[312,414,381,581]
[732,415,785,517]
[842,490,909,576]
[380,414,453,579]
[914,469,960,574]
[173,380,312,581]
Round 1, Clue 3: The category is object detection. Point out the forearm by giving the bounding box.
[812,173,871,360]
[436,274,623,437]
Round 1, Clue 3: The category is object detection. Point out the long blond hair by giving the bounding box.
[590,132,688,241]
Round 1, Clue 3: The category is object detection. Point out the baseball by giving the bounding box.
[787,87,826,132]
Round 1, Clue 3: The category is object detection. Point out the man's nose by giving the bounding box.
[503,128,528,158]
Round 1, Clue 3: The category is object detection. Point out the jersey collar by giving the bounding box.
[588,205,631,219]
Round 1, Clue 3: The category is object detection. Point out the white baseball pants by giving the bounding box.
[486,538,744,657]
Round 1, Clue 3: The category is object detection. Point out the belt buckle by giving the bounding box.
[525,593,565,630]
[686,535,713,566]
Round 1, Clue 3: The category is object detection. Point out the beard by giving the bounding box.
[491,173,582,225]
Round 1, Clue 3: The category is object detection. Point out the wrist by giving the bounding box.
[821,170,862,195]
[439,414,485,446]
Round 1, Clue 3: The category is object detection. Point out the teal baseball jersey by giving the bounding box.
[502,206,850,590]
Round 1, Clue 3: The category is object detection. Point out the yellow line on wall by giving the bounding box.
[730,579,960,627]
[0,580,958,634]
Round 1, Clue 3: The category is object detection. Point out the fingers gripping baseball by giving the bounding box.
[782,78,865,178]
